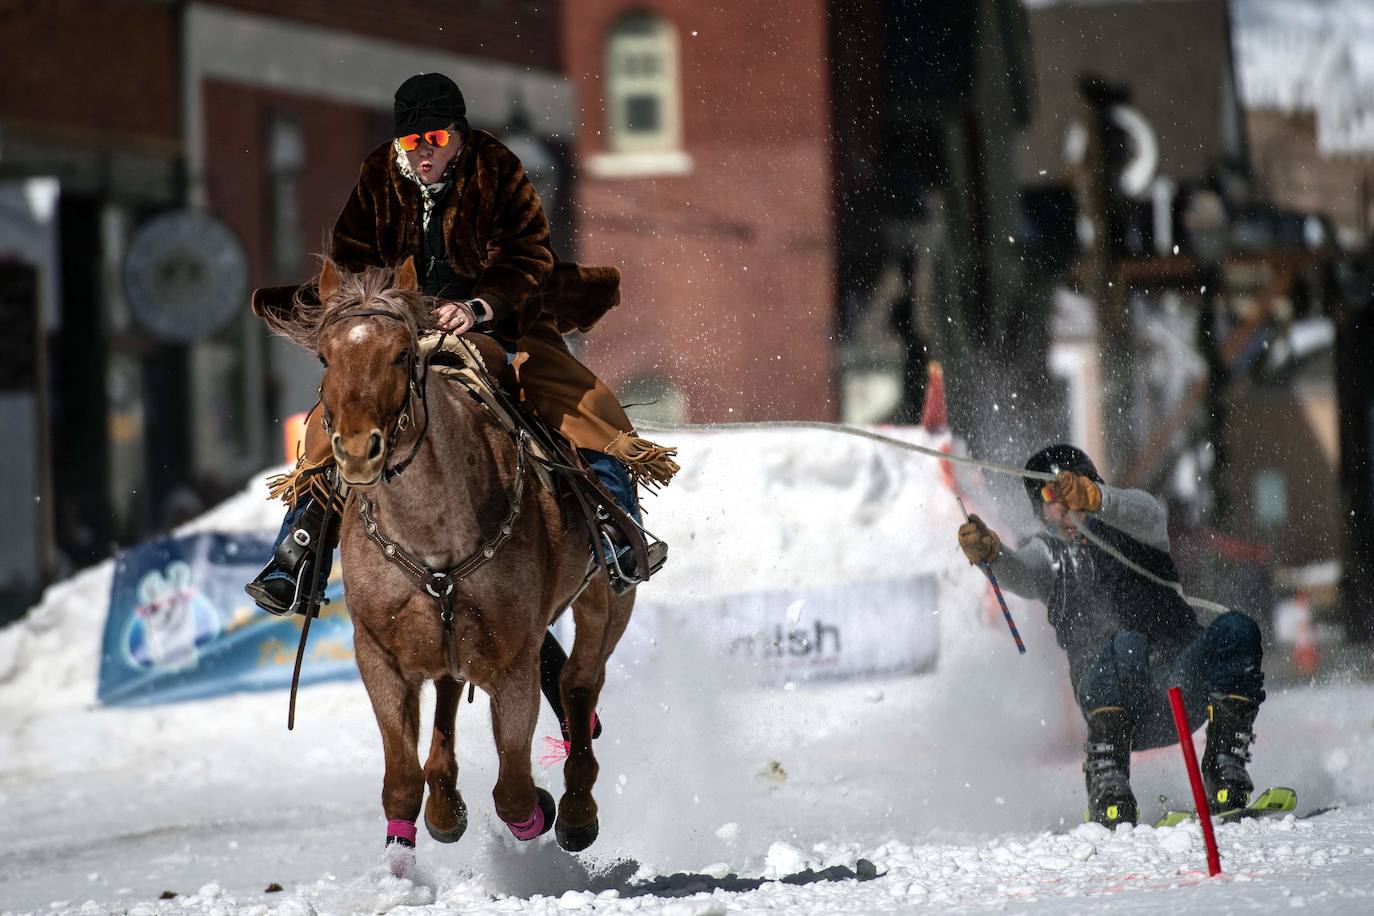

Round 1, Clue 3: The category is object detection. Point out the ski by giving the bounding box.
[1153,786,1297,828]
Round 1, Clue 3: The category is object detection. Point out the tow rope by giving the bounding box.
[635,419,1229,618]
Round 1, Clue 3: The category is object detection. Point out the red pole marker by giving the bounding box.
[1168,685,1221,876]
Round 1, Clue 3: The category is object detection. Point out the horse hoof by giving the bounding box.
[424,807,468,844]
[555,817,599,852]
[507,787,557,841]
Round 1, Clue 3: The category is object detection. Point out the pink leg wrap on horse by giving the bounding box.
[384,819,417,877]
[386,819,418,845]
[507,804,546,841]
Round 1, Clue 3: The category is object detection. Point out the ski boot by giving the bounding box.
[1201,693,1259,813]
[244,491,336,617]
[1083,706,1138,826]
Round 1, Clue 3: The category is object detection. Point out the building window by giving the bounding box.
[268,114,305,278]
[606,12,681,154]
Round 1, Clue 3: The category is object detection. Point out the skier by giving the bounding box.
[245,72,676,616]
[957,444,1266,826]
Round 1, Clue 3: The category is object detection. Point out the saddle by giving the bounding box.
[419,332,654,581]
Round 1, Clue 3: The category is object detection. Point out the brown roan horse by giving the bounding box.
[267,257,634,860]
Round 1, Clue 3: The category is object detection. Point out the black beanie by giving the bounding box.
[1023,444,1103,515]
[393,73,468,136]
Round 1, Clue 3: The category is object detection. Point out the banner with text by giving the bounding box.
[557,575,939,686]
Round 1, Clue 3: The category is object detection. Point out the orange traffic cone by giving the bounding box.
[283,411,308,466]
[1292,589,1319,676]
[920,361,948,432]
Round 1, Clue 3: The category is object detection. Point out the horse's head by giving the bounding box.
[308,258,426,487]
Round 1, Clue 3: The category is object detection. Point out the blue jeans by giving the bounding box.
[579,449,641,565]
[580,449,641,525]
[1075,611,1265,750]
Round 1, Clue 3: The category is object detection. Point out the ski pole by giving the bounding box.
[1168,686,1221,876]
[956,496,1026,655]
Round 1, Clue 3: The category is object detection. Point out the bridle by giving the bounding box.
[318,307,444,482]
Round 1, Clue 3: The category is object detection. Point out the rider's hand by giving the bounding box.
[432,299,480,334]
[958,514,1001,566]
[1041,470,1102,513]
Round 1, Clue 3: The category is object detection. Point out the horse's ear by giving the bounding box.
[395,256,419,292]
[319,260,340,301]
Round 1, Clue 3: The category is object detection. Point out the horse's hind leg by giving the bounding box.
[488,636,555,840]
[557,586,634,852]
[354,622,425,866]
[422,676,467,843]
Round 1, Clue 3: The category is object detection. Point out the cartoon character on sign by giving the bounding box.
[123,561,221,671]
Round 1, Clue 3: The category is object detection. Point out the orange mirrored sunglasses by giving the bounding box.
[396,129,453,151]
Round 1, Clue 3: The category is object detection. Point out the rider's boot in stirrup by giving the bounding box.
[244,491,336,617]
[581,449,667,594]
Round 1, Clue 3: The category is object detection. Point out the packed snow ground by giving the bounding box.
[2,427,1373,915]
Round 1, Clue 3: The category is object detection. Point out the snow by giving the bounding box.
[3,426,1374,915]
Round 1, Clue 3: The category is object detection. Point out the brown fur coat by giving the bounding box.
[253,130,619,338]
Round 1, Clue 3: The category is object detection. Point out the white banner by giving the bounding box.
[563,575,939,687]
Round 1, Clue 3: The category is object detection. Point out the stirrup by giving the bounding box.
[245,559,330,617]
[601,529,668,595]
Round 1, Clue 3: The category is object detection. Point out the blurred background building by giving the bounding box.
[1,0,1371,667]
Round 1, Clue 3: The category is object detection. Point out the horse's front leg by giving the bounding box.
[487,636,554,841]
[557,587,635,852]
[354,620,425,871]
[422,675,467,843]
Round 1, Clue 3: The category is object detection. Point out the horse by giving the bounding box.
[262,256,635,862]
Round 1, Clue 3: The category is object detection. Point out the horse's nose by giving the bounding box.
[331,428,387,484]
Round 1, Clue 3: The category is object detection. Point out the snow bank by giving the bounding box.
[2,425,1373,914]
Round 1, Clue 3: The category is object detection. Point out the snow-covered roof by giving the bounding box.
[1233,0,1374,154]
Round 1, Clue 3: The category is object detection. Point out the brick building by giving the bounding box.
[0,1,183,615]
[562,0,839,423]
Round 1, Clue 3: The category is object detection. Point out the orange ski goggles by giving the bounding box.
[396,129,453,151]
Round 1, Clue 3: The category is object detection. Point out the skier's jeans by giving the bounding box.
[263,502,334,586]
[1076,611,1265,750]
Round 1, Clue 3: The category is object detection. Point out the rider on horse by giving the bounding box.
[246,72,677,616]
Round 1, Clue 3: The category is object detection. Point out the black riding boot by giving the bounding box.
[1084,706,1138,826]
[244,492,336,617]
[1201,693,1259,813]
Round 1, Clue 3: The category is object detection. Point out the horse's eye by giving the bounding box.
[394,349,410,366]
[318,354,329,368]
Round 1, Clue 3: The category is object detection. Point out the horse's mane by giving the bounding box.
[265,258,430,351]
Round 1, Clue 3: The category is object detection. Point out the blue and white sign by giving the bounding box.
[98,533,353,706]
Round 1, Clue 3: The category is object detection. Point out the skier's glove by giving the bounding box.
[1041,470,1102,513]
[958,514,1001,565]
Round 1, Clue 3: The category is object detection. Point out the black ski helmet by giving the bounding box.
[1023,444,1103,516]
